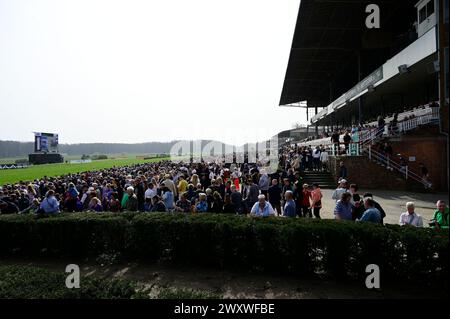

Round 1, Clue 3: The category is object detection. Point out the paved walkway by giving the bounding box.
[318,189,448,225]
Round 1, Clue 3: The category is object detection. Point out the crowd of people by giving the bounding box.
[0,144,448,230]
[0,156,323,218]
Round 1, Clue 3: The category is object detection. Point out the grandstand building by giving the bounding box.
[280,0,449,191]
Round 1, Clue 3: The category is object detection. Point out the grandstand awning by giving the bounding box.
[279,0,418,108]
[313,51,439,126]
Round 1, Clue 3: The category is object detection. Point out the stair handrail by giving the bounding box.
[361,146,432,188]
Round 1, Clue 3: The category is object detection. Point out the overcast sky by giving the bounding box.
[0,0,304,145]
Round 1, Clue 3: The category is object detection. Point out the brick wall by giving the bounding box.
[328,156,418,191]
[387,134,447,191]
[328,128,448,191]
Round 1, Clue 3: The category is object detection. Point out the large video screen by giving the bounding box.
[34,132,59,153]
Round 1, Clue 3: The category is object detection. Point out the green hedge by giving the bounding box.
[0,213,447,287]
[0,265,220,299]
[0,265,143,299]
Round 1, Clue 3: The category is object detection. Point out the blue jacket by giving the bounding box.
[283,200,296,217]
[40,196,60,214]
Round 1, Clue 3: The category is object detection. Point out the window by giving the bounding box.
[419,0,435,24]
[445,0,449,23]
[426,1,434,18]
[419,6,427,23]
[445,47,449,101]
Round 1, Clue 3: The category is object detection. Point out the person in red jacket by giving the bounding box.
[300,183,312,217]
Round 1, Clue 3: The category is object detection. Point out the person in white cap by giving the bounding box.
[332,179,349,203]
[123,186,138,211]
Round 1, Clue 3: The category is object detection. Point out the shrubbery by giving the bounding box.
[0,265,143,298]
[91,154,108,160]
[0,213,447,287]
[0,265,220,299]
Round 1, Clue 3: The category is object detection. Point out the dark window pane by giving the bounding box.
[419,7,427,23]
[426,1,434,17]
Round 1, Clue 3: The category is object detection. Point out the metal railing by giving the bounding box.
[292,106,440,148]
[309,107,440,188]
[361,146,432,188]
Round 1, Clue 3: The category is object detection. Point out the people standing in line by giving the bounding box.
[281,178,294,210]
[358,197,381,224]
[283,190,296,218]
[210,191,224,213]
[194,193,208,213]
[258,170,270,198]
[334,192,354,221]
[332,179,348,203]
[222,194,236,214]
[145,182,157,200]
[343,131,352,154]
[230,185,243,214]
[310,183,322,219]
[312,146,321,171]
[242,178,259,214]
[133,177,145,211]
[163,174,178,201]
[399,202,423,227]
[331,131,340,155]
[108,192,121,212]
[320,147,329,171]
[267,179,282,216]
[349,184,364,220]
[123,186,138,211]
[300,183,312,217]
[250,194,275,217]
[362,193,386,224]
[293,181,303,217]
[161,183,174,212]
[338,162,348,181]
[39,190,60,214]
[177,175,188,195]
[174,192,192,213]
[431,200,449,230]
[88,197,103,212]
[64,182,79,212]
[150,195,167,212]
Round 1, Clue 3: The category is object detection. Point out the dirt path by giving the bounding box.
[0,258,442,299]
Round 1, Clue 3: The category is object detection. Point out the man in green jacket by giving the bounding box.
[431,200,449,230]
[123,186,138,212]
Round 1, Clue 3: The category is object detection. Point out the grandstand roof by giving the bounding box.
[279,0,418,107]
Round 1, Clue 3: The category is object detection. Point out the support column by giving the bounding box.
[357,51,363,125]
[437,0,449,191]
[315,106,319,135]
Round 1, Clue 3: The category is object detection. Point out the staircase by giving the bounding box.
[300,170,336,189]
[294,106,440,190]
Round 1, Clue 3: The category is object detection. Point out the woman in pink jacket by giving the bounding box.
[310,183,323,219]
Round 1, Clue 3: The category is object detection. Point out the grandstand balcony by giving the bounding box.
[279,0,448,191]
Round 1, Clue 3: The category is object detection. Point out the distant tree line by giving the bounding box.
[0,140,230,158]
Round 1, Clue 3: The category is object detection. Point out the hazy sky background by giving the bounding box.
[0,0,304,145]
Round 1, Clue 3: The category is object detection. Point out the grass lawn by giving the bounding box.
[0,157,168,185]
